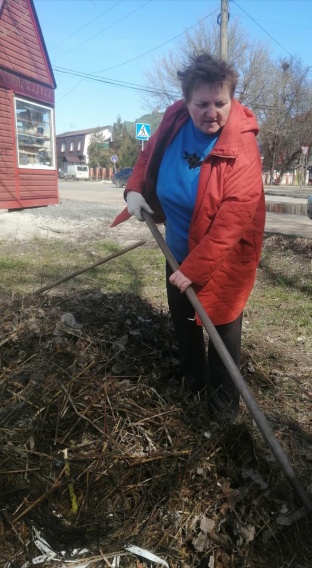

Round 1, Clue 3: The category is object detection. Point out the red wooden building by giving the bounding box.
[0,0,58,210]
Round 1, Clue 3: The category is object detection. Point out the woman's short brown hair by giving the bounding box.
[177,52,238,102]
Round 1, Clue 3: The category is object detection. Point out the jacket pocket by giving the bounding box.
[228,234,257,262]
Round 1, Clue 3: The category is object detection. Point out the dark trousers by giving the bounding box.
[166,263,242,412]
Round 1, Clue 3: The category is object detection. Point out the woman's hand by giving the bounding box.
[126,191,154,222]
[169,269,192,293]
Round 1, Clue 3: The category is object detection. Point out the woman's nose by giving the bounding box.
[205,109,215,119]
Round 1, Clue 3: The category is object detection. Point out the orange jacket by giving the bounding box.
[112,99,265,325]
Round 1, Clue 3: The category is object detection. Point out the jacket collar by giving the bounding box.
[210,99,259,158]
[164,98,259,159]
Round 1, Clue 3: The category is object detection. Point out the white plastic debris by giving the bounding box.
[13,531,169,568]
[125,545,169,567]
[204,431,212,439]
[18,527,90,567]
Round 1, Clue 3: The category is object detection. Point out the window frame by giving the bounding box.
[14,97,55,169]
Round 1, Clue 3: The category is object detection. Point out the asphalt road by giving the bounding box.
[0,181,311,241]
[59,180,126,206]
[58,180,312,239]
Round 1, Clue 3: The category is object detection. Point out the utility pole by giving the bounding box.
[220,0,228,61]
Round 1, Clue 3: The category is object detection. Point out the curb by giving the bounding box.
[265,202,308,217]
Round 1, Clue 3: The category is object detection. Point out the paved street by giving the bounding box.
[265,211,311,237]
[59,180,125,206]
[58,180,312,239]
[0,180,311,241]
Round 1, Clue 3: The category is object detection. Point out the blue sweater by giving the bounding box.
[156,118,218,262]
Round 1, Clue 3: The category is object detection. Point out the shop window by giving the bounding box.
[15,98,54,168]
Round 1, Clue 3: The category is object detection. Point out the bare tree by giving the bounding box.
[141,16,312,183]
[142,18,271,112]
[258,58,312,183]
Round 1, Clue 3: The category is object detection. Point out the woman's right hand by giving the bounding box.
[169,269,192,293]
[126,191,154,222]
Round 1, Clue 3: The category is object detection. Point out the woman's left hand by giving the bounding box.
[169,269,192,293]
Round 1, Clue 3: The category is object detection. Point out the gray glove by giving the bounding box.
[127,191,154,222]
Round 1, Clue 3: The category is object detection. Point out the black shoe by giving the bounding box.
[208,395,239,423]
[159,368,182,388]
[184,375,207,394]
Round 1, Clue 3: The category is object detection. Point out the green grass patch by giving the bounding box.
[0,238,166,303]
[0,234,310,350]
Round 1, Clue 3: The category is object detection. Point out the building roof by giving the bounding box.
[0,0,56,89]
[30,0,56,89]
[57,126,112,138]
[62,154,82,163]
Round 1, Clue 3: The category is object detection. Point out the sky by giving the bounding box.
[33,0,312,135]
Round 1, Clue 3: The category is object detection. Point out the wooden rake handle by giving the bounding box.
[32,240,146,294]
[142,210,312,515]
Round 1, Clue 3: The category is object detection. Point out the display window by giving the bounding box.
[15,97,55,168]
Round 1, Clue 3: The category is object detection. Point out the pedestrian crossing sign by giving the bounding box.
[136,123,151,140]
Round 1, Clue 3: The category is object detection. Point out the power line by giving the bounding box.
[49,1,122,51]
[92,8,219,74]
[231,0,301,64]
[231,11,312,31]
[54,7,218,103]
[53,65,180,98]
[53,0,152,62]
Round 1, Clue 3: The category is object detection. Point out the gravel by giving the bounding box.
[0,199,156,245]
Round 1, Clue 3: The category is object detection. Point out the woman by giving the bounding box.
[112,53,266,421]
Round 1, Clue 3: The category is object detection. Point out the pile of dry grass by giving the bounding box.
[0,285,311,567]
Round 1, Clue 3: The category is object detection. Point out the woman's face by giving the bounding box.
[186,82,232,135]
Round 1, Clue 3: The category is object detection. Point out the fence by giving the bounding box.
[89,167,114,181]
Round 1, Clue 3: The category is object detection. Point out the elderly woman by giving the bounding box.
[112,52,265,421]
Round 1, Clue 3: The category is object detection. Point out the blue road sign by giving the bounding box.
[111,155,118,163]
[136,123,151,140]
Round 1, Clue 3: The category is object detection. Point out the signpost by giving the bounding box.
[301,146,309,189]
[111,154,118,173]
[136,123,151,150]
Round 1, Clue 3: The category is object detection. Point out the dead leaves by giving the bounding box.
[0,289,311,568]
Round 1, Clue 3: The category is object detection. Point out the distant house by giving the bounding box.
[56,126,112,173]
[56,112,163,175]
[0,0,58,210]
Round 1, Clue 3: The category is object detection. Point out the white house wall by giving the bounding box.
[84,128,111,164]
